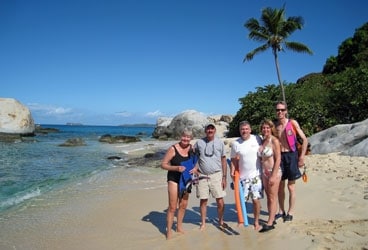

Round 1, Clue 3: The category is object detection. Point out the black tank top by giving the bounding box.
[167,145,191,183]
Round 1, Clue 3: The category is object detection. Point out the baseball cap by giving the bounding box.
[205,122,216,129]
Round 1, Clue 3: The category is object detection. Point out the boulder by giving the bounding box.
[59,138,86,147]
[152,110,232,139]
[99,134,141,143]
[309,118,368,157]
[0,98,35,137]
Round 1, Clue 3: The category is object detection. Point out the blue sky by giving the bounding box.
[1,0,367,125]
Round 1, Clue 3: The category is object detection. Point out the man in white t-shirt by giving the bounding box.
[230,121,263,231]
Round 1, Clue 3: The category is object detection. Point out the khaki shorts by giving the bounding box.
[196,171,226,199]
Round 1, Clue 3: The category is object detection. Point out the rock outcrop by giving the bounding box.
[59,138,86,147]
[152,110,232,140]
[0,98,35,141]
[309,118,368,157]
[99,134,141,143]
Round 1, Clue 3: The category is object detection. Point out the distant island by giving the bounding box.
[66,123,83,126]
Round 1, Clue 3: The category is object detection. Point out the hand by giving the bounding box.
[269,176,275,186]
[222,178,227,190]
[230,165,236,177]
[177,166,186,172]
[190,167,199,175]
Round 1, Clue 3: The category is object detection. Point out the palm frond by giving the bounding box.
[261,7,285,35]
[244,18,260,31]
[281,16,304,36]
[284,41,313,54]
[249,30,269,42]
[244,44,269,62]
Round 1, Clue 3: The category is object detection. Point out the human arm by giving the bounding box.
[230,156,240,181]
[221,155,227,189]
[269,136,281,184]
[229,141,238,180]
[161,145,185,172]
[292,120,308,167]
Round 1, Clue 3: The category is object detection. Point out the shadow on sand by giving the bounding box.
[141,200,271,236]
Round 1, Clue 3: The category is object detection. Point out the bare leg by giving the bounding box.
[266,178,280,225]
[216,197,225,226]
[253,199,262,231]
[287,180,296,215]
[176,193,189,234]
[199,199,208,230]
[166,181,178,239]
[278,180,286,215]
[262,176,271,219]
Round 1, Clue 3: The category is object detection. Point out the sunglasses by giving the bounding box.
[276,109,286,112]
[204,142,215,157]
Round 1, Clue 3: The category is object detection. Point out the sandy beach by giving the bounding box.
[0,140,367,250]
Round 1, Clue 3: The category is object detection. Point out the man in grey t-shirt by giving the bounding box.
[194,123,227,230]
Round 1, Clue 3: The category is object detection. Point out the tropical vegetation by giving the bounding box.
[243,5,313,103]
[228,22,368,137]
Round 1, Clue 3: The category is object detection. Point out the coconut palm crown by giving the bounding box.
[244,5,313,103]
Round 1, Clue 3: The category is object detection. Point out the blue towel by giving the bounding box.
[179,154,198,198]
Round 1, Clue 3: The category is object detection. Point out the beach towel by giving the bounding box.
[179,154,198,198]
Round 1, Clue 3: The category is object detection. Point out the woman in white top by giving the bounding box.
[258,119,281,232]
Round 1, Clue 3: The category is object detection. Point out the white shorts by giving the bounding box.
[241,175,263,200]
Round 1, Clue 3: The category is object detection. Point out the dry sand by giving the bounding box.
[0,140,367,250]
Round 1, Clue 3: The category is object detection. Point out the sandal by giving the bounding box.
[259,224,275,233]
[283,214,293,222]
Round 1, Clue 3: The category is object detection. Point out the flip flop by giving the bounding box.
[283,214,293,222]
[259,224,275,233]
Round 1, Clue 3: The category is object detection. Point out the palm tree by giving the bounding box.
[244,5,313,103]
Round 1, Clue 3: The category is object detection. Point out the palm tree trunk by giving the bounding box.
[273,50,286,103]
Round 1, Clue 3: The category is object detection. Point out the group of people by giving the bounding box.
[161,101,309,239]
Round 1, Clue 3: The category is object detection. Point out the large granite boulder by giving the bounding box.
[0,98,35,139]
[309,118,368,157]
[152,110,231,140]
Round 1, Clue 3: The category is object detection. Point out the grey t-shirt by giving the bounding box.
[194,137,225,175]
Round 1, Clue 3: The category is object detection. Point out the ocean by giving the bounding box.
[0,124,163,214]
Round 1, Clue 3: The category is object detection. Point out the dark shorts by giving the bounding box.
[280,151,301,181]
[167,171,181,183]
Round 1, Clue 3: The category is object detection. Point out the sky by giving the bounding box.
[1,0,367,125]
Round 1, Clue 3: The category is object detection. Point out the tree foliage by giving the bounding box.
[243,5,313,103]
[230,22,368,137]
[323,23,368,74]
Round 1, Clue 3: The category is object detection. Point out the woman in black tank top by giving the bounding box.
[167,145,191,183]
[161,128,194,239]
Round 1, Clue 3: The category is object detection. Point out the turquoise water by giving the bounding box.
[0,124,155,212]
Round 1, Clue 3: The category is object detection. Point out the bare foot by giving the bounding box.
[254,224,262,231]
[199,224,206,231]
[166,231,172,240]
[176,228,185,234]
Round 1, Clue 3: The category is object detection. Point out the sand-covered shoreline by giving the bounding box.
[0,140,367,250]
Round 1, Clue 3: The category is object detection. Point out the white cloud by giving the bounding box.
[115,111,132,117]
[27,103,72,115]
[145,110,165,117]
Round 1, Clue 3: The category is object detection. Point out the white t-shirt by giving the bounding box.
[230,135,262,180]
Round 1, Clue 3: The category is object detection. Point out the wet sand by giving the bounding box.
[0,140,367,250]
